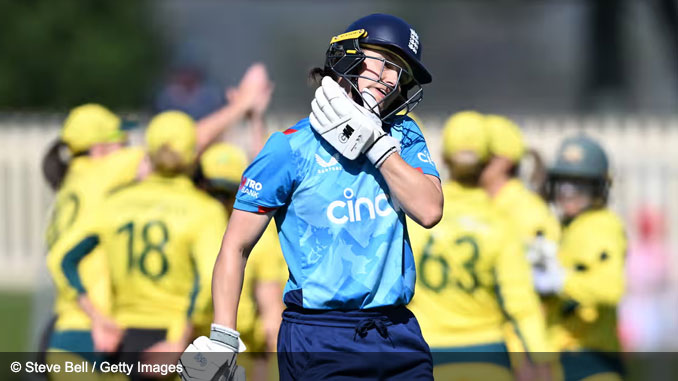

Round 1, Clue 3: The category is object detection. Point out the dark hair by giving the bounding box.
[308,67,337,87]
[42,140,71,191]
[522,148,547,197]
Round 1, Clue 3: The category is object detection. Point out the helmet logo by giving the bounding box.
[330,29,367,44]
[408,28,420,54]
[563,144,584,163]
[339,125,354,143]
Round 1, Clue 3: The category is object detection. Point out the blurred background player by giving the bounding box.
[409,111,552,381]
[537,135,626,381]
[180,13,442,381]
[59,111,227,379]
[480,114,561,379]
[481,114,561,258]
[43,104,145,373]
[40,63,273,371]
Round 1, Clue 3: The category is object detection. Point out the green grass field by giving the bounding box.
[0,291,32,352]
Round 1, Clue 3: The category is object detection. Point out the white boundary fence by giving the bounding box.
[1,114,677,289]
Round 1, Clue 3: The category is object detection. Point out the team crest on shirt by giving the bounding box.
[315,153,342,174]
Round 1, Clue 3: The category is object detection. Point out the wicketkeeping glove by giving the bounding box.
[179,324,246,381]
[309,76,399,167]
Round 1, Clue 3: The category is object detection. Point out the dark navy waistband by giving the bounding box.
[282,305,413,328]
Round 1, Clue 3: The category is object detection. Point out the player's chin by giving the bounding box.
[366,89,387,105]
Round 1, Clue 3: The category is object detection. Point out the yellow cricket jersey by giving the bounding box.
[237,222,287,351]
[409,182,550,354]
[92,174,227,342]
[46,147,144,331]
[492,179,560,358]
[545,208,626,352]
[493,179,561,244]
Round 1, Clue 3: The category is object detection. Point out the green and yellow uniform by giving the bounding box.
[545,209,626,381]
[45,105,143,378]
[47,148,144,332]
[494,178,561,244]
[486,115,561,369]
[486,114,560,245]
[91,174,226,343]
[46,148,143,358]
[409,181,551,381]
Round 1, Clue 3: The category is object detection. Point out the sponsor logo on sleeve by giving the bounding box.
[239,176,263,198]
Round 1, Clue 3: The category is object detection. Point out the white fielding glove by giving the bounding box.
[179,324,246,381]
[526,234,558,268]
[532,255,566,296]
[309,76,399,167]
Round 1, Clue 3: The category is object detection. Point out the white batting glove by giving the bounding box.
[310,77,399,167]
[179,324,246,381]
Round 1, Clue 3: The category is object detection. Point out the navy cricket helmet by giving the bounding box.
[324,14,432,122]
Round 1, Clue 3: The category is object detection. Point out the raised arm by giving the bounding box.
[196,63,273,154]
[379,157,443,228]
[308,77,442,228]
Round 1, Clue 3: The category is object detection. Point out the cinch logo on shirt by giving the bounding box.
[239,177,263,198]
[326,187,393,224]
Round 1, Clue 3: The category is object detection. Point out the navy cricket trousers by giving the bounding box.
[277,305,433,381]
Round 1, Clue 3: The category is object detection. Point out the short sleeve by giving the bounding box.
[234,132,297,213]
[393,118,439,178]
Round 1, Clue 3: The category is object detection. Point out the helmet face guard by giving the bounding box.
[545,175,610,211]
[324,29,424,123]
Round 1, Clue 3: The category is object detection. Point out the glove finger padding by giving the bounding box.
[311,99,333,130]
[180,336,240,381]
[314,86,342,123]
[308,76,390,161]
[322,84,355,119]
